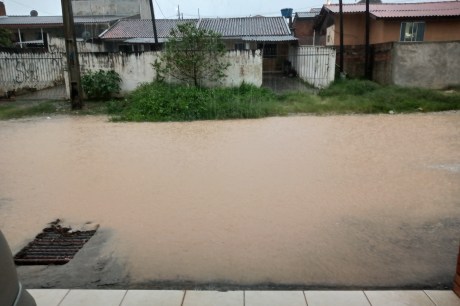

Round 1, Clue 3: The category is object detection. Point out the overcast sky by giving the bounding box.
[2,0,449,17]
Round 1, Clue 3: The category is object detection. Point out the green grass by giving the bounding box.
[2,79,459,121]
[108,82,280,121]
[0,102,57,119]
[0,100,107,120]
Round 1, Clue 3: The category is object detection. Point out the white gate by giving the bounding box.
[289,46,336,88]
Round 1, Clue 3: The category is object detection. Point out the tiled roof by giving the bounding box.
[0,15,121,26]
[199,17,291,37]
[100,19,198,39]
[100,17,296,41]
[325,1,460,18]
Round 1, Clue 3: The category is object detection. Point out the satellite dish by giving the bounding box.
[82,31,92,40]
[30,10,38,17]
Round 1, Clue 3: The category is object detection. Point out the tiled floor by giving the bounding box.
[27,289,460,306]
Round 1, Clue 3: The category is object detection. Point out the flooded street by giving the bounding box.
[0,114,459,289]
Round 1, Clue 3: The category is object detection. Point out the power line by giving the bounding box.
[154,0,166,18]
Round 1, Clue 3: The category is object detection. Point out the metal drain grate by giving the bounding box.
[14,220,97,265]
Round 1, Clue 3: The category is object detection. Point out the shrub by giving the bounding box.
[108,82,279,122]
[81,70,122,100]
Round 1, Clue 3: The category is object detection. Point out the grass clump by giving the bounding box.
[0,102,57,119]
[108,82,279,121]
[314,79,460,114]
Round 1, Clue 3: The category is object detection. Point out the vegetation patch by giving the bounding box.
[108,82,279,121]
[2,80,459,121]
[81,70,122,100]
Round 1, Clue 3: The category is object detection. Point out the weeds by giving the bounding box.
[108,82,279,121]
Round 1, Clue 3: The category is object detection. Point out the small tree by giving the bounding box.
[0,28,13,47]
[153,23,229,87]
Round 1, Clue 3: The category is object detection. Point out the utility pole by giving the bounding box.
[148,0,159,49]
[364,0,371,79]
[61,0,83,110]
[339,0,344,76]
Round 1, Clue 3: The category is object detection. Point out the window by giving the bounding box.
[400,22,425,42]
[257,43,277,58]
[234,43,245,51]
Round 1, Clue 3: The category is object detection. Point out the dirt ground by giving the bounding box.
[0,113,459,289]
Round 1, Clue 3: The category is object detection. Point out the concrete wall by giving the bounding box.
[392,41,460,88]
[48,37,106,53]
[0,50,64,95]
[289,46,336,88]
[65,50,263,97]
[71,0,151,18]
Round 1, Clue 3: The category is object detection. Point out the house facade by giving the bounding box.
[292,9,321,45]
[99,17,297,73]
[314,1,460,46]
[0,15,120,49]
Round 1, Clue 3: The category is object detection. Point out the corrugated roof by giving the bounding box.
[241,36,297,42]
[325,1,460,18]
[100,19,198,39]
[296,8,321,19]
[0,15,121,26]
[100,17,296,42]
[199,17,291,37]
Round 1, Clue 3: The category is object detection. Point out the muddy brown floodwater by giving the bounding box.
[0,113,459,289]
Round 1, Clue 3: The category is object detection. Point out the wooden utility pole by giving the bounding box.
[61,0,83,109]
[148,0,159,48]
[364,0,371,79]
[339,0,344,75]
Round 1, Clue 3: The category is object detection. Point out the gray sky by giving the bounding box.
[2,0,449,17]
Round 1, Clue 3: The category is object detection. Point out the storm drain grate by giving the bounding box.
[14,220,97,265]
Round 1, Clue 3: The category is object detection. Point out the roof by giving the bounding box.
[324,1,460,18]
[0,15,121,26]
[101,17,296,42]
[295,8,321,19]
[199,17,291,37]
[100,19,198,39]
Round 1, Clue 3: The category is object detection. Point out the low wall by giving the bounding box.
[392,41,460,89]
[0,49,64,95]
[66,50,263,97]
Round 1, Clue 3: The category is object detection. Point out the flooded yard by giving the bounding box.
[0,113,459,289]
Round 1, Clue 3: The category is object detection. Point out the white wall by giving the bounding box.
[48,37,106,53]
[0,51,64,94]
[66,50,263,97]
[289,46,336,88]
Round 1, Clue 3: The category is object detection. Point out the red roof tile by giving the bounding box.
[325,1,460,18]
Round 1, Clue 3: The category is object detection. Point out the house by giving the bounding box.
[314,1,460,46]
[292,8,321,45]
[99,16,297,72]
[0,14,121,48]
[98,19,199,52]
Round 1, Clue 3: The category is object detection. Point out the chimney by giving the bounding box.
[0,1,6,16]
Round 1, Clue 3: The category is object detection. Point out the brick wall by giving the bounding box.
[0,1,6,16]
